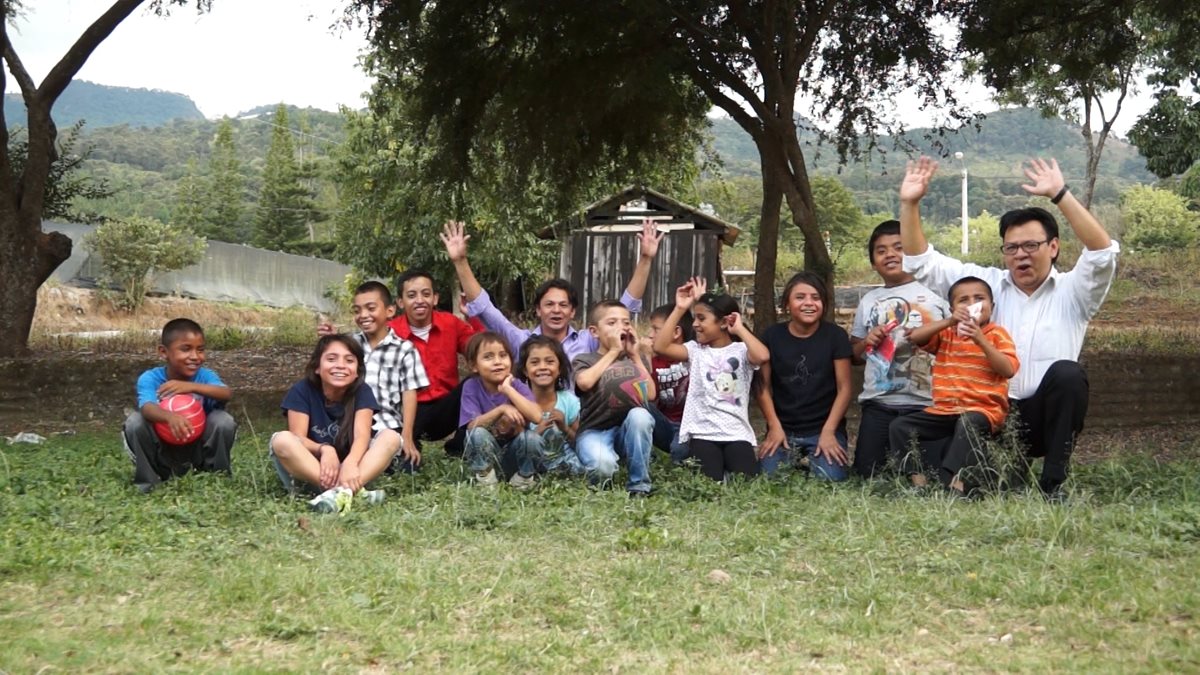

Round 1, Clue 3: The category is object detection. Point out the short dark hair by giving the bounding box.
[395,269,437,297]
[948,275,994,303]
[353,280,393,306]
[518,335,571,391]
[587,299,629,326]
[650,303,694,342]
[465,331,513,366]
[695,292,739,321]
[161,318,204,346]
[533,278,579,309]
[780,270,830,311]
[999,207,1059,241]
[999,207,1060,262]
[867,220,901,263]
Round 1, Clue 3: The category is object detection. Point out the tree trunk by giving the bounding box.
[1080,99,1099,209]
[0,0,152,355]
[748,120,836,329]
[774,122,836,319]
[0,209,72,357]
[753,154,784,333]
[1080,86,1126,211]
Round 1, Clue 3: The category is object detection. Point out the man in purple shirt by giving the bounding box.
[440,219,664,366]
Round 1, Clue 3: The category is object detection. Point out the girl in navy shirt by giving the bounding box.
[270,335,401,509]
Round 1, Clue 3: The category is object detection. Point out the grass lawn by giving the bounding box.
[1,427,1198,672]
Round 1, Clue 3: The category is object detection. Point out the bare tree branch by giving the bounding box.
[38,0,147,104]
[2,39,37,102]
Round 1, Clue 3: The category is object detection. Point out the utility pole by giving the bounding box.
[955,152,969,254]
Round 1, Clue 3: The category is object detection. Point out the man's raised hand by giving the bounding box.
[900,156,938,204]
[1020,158,1066,200]
[440,220,470,262]
[637,218,665,260]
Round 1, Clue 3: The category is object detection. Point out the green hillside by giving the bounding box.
[72,106,347,239]
[4,80,204,129]
[47,90,1157,265]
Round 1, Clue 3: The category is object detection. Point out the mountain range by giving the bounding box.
[4,80,205,129]
[7,81,1155,232]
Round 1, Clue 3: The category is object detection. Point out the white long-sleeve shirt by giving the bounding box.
[903,242,1120,399]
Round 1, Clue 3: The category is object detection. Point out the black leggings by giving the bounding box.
[687,439,760,482]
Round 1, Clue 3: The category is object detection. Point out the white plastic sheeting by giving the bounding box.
[46,221,350,312]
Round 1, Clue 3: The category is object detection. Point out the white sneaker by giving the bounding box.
[474,468,499,487]
[356,488,386,505]
[509,472,536,490]
[309,486,353,514]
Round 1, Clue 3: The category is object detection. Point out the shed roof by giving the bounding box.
[557,185,742,246]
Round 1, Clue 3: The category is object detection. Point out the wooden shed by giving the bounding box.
[555,186,741,314]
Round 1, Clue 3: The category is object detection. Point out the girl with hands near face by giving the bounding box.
[457,332,542,488]
[654,278,769,482]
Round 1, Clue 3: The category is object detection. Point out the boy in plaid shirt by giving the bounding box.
[322,281,429,469]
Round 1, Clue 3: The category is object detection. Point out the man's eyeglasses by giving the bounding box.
[1000,240,1049,256]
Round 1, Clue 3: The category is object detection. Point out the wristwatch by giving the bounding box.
[541,411,553,421]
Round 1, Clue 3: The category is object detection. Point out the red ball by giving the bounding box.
[152,394,207,445]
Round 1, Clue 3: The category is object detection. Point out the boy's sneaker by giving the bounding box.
[356,488,386,505]
[509,472,536,491]
[309,486,353,514]
[474,468,499,487]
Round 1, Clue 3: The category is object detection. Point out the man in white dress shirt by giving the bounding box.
[898,156,1120,499]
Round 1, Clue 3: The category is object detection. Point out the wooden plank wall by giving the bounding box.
[560,230,721,316]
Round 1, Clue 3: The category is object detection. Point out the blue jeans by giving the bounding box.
[759,429,850,481]
[575,407,654,493]
[464,426,522,476]
[648,405,688,464]
[509,427,585,477]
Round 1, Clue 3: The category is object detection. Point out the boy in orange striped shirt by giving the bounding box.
[888,276,1019,497]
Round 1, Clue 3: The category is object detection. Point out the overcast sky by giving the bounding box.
[7,0,1153,137]
[6,0,374,118]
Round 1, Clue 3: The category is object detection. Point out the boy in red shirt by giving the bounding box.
[388,269,485,456]
[647,303,691,463]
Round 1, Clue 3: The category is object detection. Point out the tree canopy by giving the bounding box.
[332,80,705,298]
[962,0,1200,189]
[347,0,970,325]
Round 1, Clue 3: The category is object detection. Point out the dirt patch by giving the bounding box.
[1092,296,1196,328]
[31,285,325,337]
[0,347,308,435]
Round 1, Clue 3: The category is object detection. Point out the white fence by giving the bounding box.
[46,221,350,312]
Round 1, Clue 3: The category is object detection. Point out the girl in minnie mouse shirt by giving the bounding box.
[653,277,770,482]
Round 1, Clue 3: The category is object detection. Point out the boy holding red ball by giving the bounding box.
[121,318,238,493]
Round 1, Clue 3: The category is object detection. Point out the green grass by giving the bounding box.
[2,426,1198,672]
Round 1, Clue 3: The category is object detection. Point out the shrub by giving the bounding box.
[1120,185,1199,251]
[84,216,206,311]
[930,210,1002,267]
